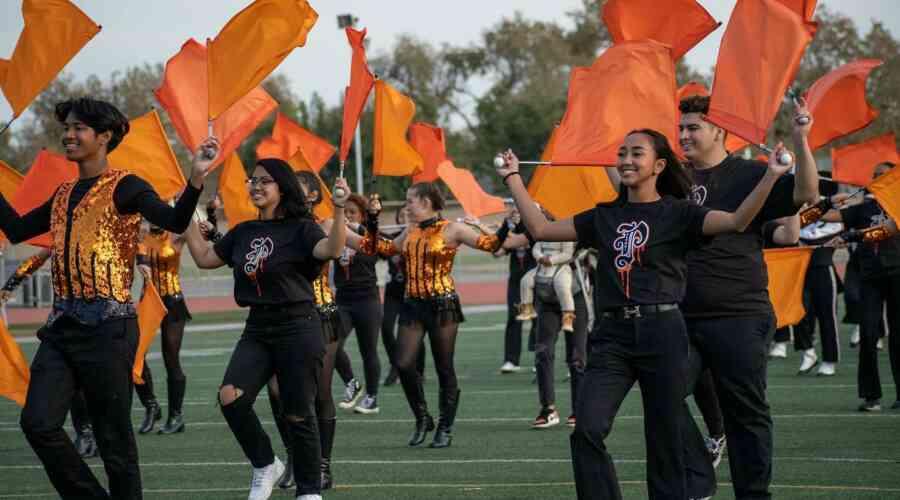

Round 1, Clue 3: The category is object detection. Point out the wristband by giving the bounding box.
[503,172,520,184]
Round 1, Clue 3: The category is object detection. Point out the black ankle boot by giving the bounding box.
[138,401,162,434]
[429,389,460,449]
[277,448,295,489]
[159,378,186,434]
[319,418,336,489]
[158,411,184,434]
[408,406,435,446]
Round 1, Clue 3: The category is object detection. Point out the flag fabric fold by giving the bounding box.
[133,283,168,385]
[207,0,318,119]
[11,150,78,248]
[764,247,814,328]
[830,133,900,187]
[0,161,23,200]
[410,123,447,183]
[868,160,900,225]
[373,81,423,177]
[706,0,814,145]
[108,110,186,201]
[339,28,375,162]
[436,161,505,218]
[220,153,258,226]
[601,0,719,61]
[0,319,29,406]
[805,59,883,152]
[776,0,818,22]
[0,0,101,117]
[254,112,335,173]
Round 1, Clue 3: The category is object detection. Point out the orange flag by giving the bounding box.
[220,153,258,226]
[132,283,168,385]
[436,161,505,218]
[805,59,882,152]
[410,123,447,183]
[706,0,814,145]
[207,0,318,119]
[0,0,101,117]
[831,133,900,187]
[155,39,277,170]
[373,81,424,177]
[601,0,719,61]
[339,28,375,162]
[0,319,30,407]
[529,128,618,219]
[675,82,749,155]
[765,247,813,328]
[0,161,24,244]
[869,160,900,225]
[552,40,678,166]
[108,110,186,201]
[287,152,334,221]
[11,150,78,248]
[776,0,818,22]
[254,113,335,173]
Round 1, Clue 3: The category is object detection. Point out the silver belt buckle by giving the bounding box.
[623,305,642,319]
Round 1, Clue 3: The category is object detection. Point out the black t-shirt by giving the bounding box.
[574,195,710,309]
[841,199,900,278]
[683,156,798,318]
[509,221,537,277]
[214,218,326,307]
[334,226,379,302]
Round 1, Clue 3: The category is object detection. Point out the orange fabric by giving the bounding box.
[155,39,277,170]
[676,82,749,154]
[11,150,78,248]
[552,40,678,166]
[287,152,333,221]
[132,283,168,385]
[0,160,24,200]
[0,319,29,407]
[529,128,618,219]
[254,113,335,173]
[207,0,317,119]
[220,154,258,226]
[108,110,186,201]
[869,161,900,225]
[764,247,813,328]
[436,160,505,218]
[805,59,882,152]
[677,81,709,100]
[706,0,814,145]
[831,133,900,187]
[775,0,818,21]
[339,28,375,162]
[0,0,101,117]
[410,123,447,183]
[373,81,424,177]
[601,0,719,61]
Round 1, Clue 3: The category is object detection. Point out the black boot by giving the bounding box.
[401,372,434,446]
[409,408,435,446]
[429,389,460,448]
[277,447,295,489]
[138,400,162,434]
[319,418,336,490]
[159,378,186,434]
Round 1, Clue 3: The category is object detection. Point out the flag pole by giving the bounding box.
[0,117,15,137]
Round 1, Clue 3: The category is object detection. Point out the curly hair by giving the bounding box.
[55,98,130,152]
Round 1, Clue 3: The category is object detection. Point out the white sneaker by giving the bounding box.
[500,361,521,374]
[798,349,818,374]
[877,338,884,350]
[768,342,788,359]
[850,326,860,347]
[296,496,323,500]
[248,457,284,500]
[816,362,836,376]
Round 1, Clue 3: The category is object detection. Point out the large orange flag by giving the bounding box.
[108,110,186,201]
[436,161,505,218]
[831,133,900,187]
[601,0,719,61]
[765,247,813,328]
[869,160,900,225]
[220,153,258,226]
[207,0,318,119]
[339,28,375,162]
[155,39,277,170]
[675,82,749,155]
[286,152,334,221]
[0,319,29,407]
[373,81,424,177]
[255,113,335,173]
[0,161,25,244]
[11,150,78,248]
[132,283,168,385]
[529,128,618,219]
[410,123,447,183]
[706,0,814,145]
[0,0,101,117]
[552,40,678,166]
[776,0,818,22]
[805,59,882,152]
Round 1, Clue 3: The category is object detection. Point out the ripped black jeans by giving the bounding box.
[219,310,325,496]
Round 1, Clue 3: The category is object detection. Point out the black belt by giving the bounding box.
[248,302,315,321]
[600,303,678,321]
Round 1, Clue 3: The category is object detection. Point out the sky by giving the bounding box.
[1,0,899,132]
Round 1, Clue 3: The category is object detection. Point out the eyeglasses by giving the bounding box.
[246,176,275,188]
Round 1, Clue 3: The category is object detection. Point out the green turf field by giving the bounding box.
[1,310,899,499]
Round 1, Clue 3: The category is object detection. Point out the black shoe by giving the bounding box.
[408,412,435,446]
[74,427,98,458]
[383,367,399,387]
[277,449,295,489]
[429,389,460,449]
[158,412,184,434]
[320,457,333,490]
[138,402,162,434]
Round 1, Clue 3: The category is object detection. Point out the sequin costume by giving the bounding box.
[2,251,50,292]
[137,231,191,321]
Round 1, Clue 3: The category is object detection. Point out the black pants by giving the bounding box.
[70,390,91,431]
[685,313,775,500]
[338,296,383,396]
[381,293,425,376]
[773,325,792,344]
[20,317,141,500]
[795,266,840,362]
[220,314,324,496]
[693,369,725,438]
[534,293,587,411]
[571,309,705,500]
[504,270,537,365]
[857,274,900,401]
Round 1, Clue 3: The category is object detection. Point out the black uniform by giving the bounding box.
[381,232,426,377]
[794,223,841,363]
[504,221,538,366]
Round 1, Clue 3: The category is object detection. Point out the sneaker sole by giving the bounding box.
[353,406,380,414]
[531,420,560,429]
[338,392,364,410]
[797,360,819,375]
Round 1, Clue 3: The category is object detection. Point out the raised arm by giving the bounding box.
[791,96,820,207]
[183,221,226,269]
[312,178,350,261]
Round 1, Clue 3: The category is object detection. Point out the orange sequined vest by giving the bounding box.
[139,232,183,297]
[403,219,458,299]
[50,169,142,303]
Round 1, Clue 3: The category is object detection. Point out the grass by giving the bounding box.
[1,310,899,499]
